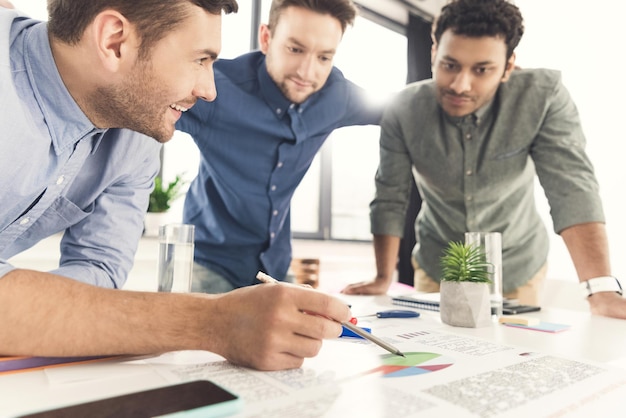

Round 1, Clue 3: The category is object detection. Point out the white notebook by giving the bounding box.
[391,292,440,311]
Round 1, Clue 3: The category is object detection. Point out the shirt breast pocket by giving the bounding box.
[18,196,94,243]
[493,145,529,161]
[487,146,531,183]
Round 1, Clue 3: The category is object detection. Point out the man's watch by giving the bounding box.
[580,276,623,298]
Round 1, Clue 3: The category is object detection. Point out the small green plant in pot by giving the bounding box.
[440,241,492,284]
[148,175,186,213]
[439,241,492,328]
[144,174,187,237]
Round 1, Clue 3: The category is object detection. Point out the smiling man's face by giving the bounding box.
[92,5,222,142]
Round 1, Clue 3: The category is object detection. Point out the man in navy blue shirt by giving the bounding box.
[177,0,384,293]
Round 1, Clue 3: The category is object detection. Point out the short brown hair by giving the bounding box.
[48,0,238,58]
[267,0,356,34]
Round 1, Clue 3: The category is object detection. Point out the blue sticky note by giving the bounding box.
[340,325,371,339]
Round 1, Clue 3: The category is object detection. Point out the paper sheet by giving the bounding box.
[148,324,626,417]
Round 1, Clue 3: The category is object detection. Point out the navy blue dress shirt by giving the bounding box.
[176,51,383,287]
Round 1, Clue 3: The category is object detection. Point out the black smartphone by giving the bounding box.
[18,380,242,418]
[502,304,541,315]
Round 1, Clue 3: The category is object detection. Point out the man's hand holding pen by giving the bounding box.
[257,271,406,358]
[206,278,351,371]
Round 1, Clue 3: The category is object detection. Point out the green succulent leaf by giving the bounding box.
[440,241,492,283]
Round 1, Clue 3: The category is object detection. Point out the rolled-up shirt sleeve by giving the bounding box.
[530,74,605,233]
[0,132,161,289]
[0,260,16,280]
[49,138,161,289]
[370,92,415,238]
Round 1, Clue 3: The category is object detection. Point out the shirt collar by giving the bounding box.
[24,23,105,154]
[443,96,495,126]
[257,56,292,120]
[256,56,315,118]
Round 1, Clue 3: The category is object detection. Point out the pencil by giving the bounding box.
[256,271,406,358]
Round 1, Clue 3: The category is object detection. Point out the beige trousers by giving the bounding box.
[413,260,547,306]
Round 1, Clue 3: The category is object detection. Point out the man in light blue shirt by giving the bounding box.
[0,0,351,371]
[1,16,162,288]
[177,0,383,292]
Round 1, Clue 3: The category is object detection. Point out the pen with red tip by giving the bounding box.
[256,271,406,357]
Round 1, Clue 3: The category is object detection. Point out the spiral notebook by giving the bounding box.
[391,292,440,311]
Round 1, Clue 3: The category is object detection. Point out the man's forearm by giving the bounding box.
[373,234,401,284]
[0,268,352,371]
[560,222,626,319]
[560,222,611,281]
[0,269,209,356]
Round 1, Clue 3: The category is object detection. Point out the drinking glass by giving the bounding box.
[465,232,503,317]
[157,224,195,293]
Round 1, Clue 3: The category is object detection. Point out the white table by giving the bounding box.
[1,282,626,418]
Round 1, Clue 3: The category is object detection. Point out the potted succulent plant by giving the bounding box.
[143,174,187,237]
[439,241,492,328]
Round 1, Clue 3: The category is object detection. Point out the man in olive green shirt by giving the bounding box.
[343,0,626,319]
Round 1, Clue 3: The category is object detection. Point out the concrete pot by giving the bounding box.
[440,281,491,328]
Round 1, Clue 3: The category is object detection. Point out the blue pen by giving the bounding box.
[359,309,420,319]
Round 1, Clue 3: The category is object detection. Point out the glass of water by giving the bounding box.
[465,231,503,318]
[157,224,195,293]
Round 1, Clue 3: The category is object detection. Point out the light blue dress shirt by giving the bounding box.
[176,51,383,288]
[0,11,162,288]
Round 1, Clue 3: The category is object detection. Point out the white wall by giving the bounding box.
[9,0,46,19]
[514,0,626,282]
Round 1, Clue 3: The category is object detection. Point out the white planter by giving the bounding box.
[143,212,169,237]
[440,281,492,328]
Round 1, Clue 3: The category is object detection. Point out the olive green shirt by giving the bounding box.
[370,69,604,292]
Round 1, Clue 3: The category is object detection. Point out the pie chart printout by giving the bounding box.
[370,352,454,378]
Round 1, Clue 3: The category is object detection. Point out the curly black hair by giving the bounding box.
[432,0,524,59]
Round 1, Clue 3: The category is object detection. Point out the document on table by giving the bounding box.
[0,355,121,376]
[146,322,626,418]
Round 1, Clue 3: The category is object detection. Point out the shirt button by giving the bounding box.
[276,108,282,114]
[270,232,276,238]
[465,133,472,140]
[298,108,303,114]
[271,185,277,191]
[466,170,473,176]
[273,210,278,216]
[56,175,65,185]
[466,196,473,201]
[276,162,283,168]
[20,218,30,225]
[289,103,295,109]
